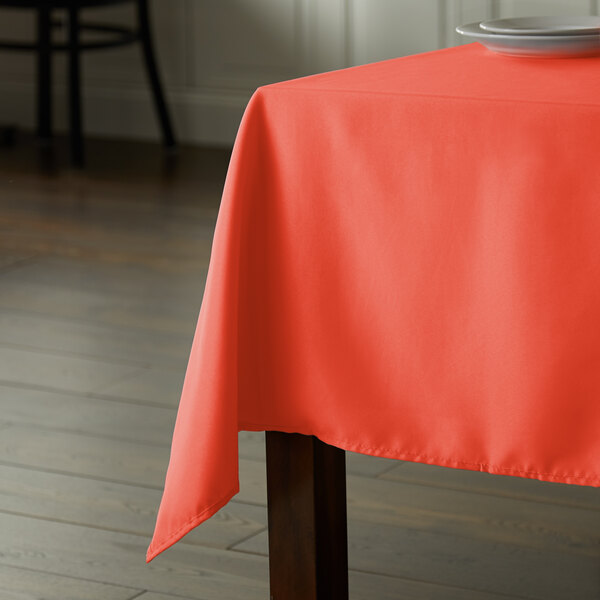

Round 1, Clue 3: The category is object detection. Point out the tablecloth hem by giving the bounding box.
[146,485,240,563]
[238,422,600,487]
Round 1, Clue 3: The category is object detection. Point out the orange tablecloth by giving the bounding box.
[148,43,600,561]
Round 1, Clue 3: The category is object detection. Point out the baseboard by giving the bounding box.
[0,80,251,147]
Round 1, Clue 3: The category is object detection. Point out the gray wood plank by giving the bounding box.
[0,464,266,550]
[0,251,35,271]
[93,367,186,407]
[235,459,600,556]
[0,173,221,220]
[125,595,192,600]
[349,570,517,600]
[0,423,169,488]
[0,564,141,600]
[0,223,213,271]
[0,384,177,444]
[0,419,243,501]
[232,523,600,600]
[0,564,140,600]
[345,472,600,556]
[0,200,217,268]
[1,421,596,558]
[138,571,518,600]
[0,346,144,395]
[0,421,264,495]
[0,279,200,335]
[344,451,400,478]
[0,309,192,369]
[0,256,205,303]
[0,513,269,600]
[382,462,600,510]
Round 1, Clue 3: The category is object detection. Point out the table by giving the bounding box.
[147,43,600,598]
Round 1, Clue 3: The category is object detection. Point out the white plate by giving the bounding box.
[456,22,600,58]
[480,16,600,36]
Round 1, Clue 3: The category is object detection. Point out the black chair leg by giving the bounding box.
[36,6,52,141]
[137,0,176,148]
[68,5,84,167]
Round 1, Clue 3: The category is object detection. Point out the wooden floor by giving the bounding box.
[0,135,598,600]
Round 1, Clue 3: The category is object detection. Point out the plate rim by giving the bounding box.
[456,21,600,41]
[455,21,600,58]
[479,15,600,35]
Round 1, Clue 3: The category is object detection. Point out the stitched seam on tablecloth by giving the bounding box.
[262,86,600,110]
[147,485,238,559]
[238,421,599,483]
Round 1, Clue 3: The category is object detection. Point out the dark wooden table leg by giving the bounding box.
[265,431,348,600]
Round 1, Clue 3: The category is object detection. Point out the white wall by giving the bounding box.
[0,0,597,146]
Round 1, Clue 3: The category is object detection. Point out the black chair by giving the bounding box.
[0,0,176,166]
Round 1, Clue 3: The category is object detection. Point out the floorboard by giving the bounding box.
[0,464,266,550]
[0,278,202,335]
[0,138,597,600]
[0,346,144,394]
[382,462,600,510]
[0,309,193,368]
[0,513,269,600]
[0,564,140,600]
[0,383,178,444]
